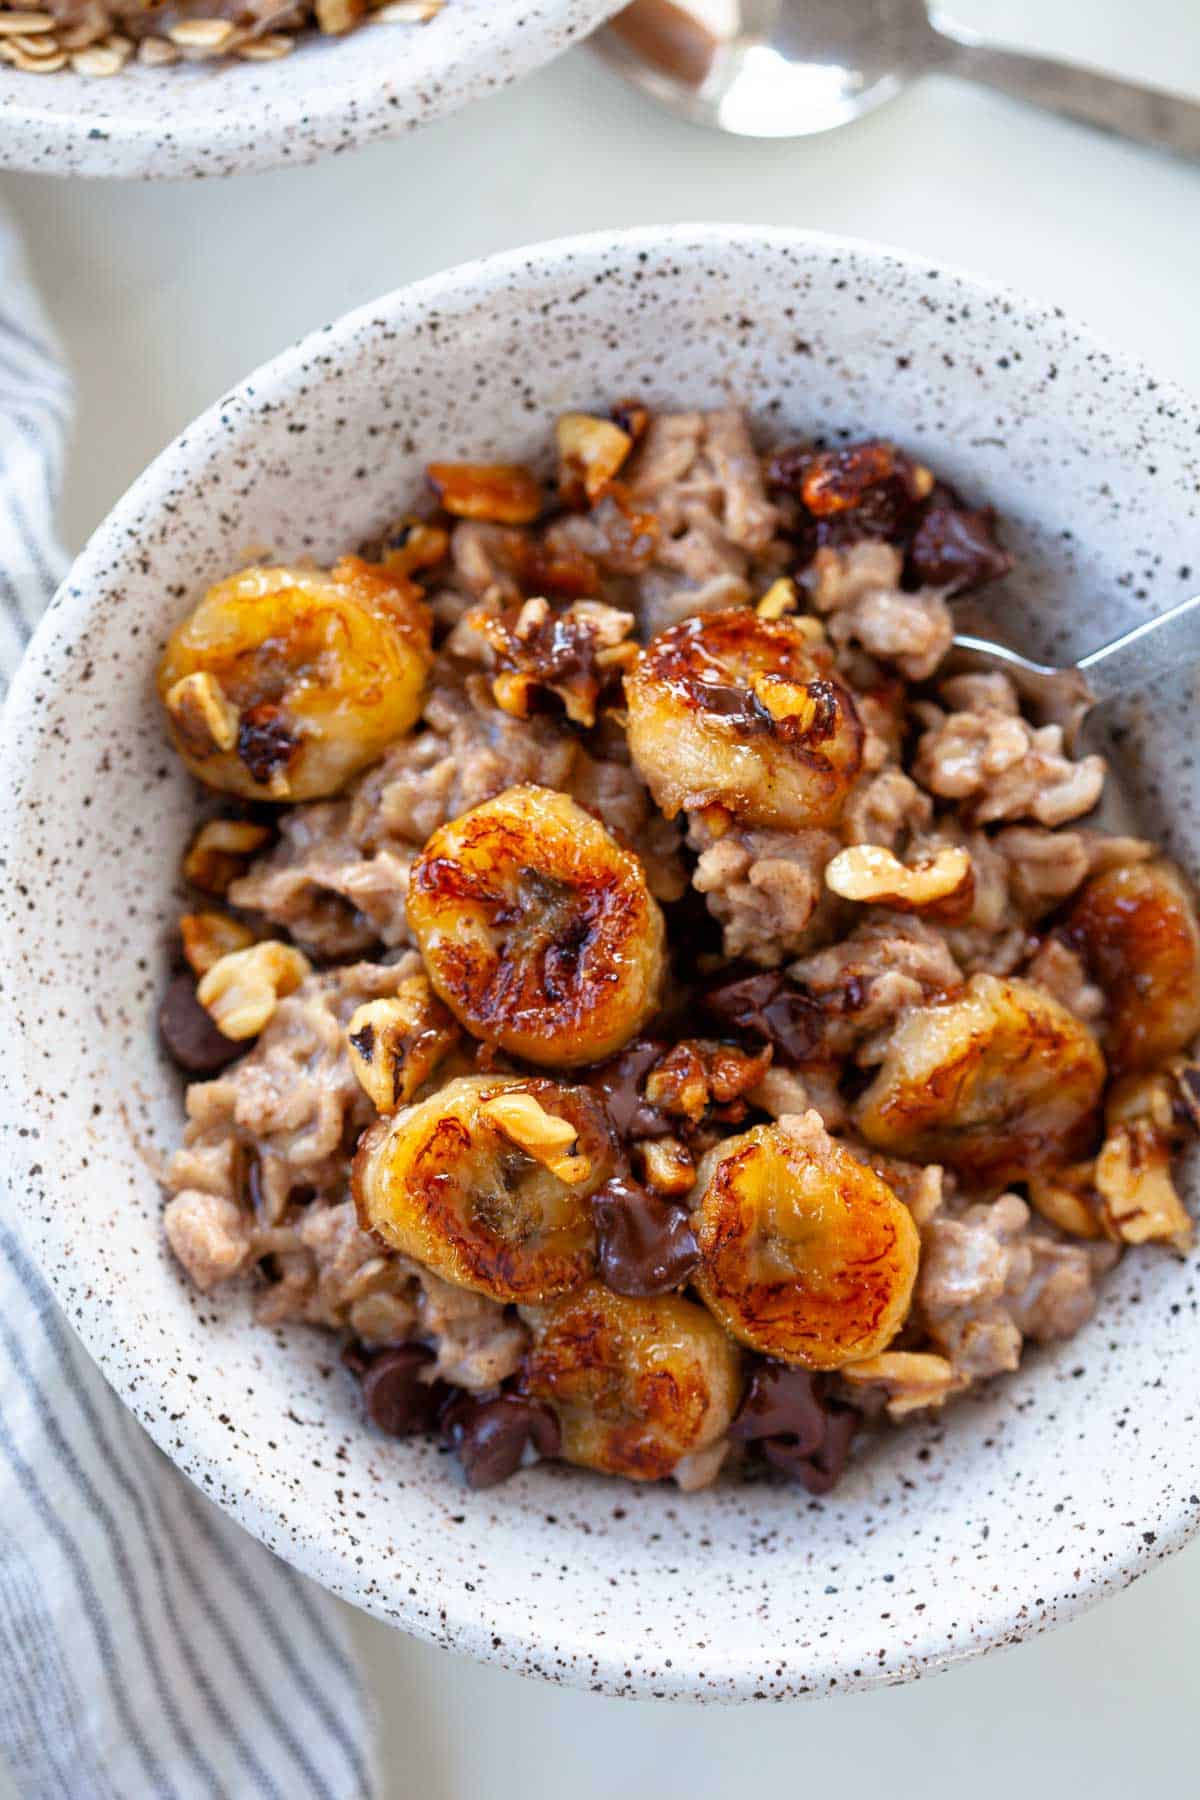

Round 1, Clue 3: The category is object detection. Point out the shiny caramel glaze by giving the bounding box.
[406,784,667,1068]
[624,608,864,829]
[519,1282,743,1480]
[157,556,432,801]
[1066,859,1200,1075]
[690,1113,918,1371]
[352,1073,614,1304]
[856,973,1106,1186]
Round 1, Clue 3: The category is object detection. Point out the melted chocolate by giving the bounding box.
[703,970,826,1064]
[440,1392,561,1489]
[158,972,242,1074]
[731,1361,859,1496]
[592,1175,700,1297]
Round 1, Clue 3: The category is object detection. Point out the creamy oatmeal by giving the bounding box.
[156,407,1200,1494]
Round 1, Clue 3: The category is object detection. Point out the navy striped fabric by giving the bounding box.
[0,223,379,1800]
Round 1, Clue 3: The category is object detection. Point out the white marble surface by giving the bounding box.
[3,2,1199,1791]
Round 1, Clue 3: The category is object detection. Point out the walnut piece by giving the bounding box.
[1027,1163,1105,1240]
[180,910,255,977]
[637,1135,696,1197]
[755,577,798,621]
[197,941,312,1040]
[556,412,633,503]
[824,842,973,921]
[346,977,460,1112]
[426,462,542,525]
[479,1090,591,1184]
[1094,1120,1192,1252]
[840,1350,966,1418]
[165,672,239,759]
[183,818,273,895]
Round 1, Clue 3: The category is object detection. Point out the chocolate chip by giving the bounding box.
[762,1405,857,1495]
[353,1344,446,1437]
[704,970,825,1064]
[158,971,242,1074]
[731,1361,859,1495]
[583,1038,672,1139]
[696,682,774,734]
[906,505,1012,592]
[592,1175,700,1297]
[440,1393,561,1489]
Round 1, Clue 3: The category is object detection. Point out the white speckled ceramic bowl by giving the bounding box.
[3,225,1199,1702]
[0,0,619,179]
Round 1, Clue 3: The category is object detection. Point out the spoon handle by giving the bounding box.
[1075,593,1200,704]
[930,14,1200,160]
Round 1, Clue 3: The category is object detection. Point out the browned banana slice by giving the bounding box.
[405,784,666,1067]
[519,1282,743,1481]
[157,556,432,800]
[624,608,864,829]
[353,1073,614,1303]
[856,973,1105,1185]
[1065,858,1200,1074]
[690,1111,918,1370]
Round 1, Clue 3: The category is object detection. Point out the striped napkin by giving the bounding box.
[0,217,380,1800]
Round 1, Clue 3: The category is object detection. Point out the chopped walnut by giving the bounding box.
[1027,1163,1106,1240]
[557,412,633,504]
[165,671,239,759]
[346,976,460,1112]
[824,842,973,922]
[180,911,256,977]
[1094,1120,1192,1251]
[636,1135,696,1197]
[755,577,800,621]
[375,518,450,580]
[426,462,542,525]
[643,1039,773,1124]
[470,595,636,727]
[197,941,312,1040]
[840,1351,965,1418]
[183,818,273,896]
[479,1090,591,1184]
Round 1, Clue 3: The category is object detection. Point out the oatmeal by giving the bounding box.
[156,406,1200,1495]
[0,0,441,77]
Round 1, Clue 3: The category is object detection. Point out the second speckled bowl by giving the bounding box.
[3,225,1199,1700]
[0,0,620,179]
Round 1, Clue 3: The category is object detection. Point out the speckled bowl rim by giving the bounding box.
[0,0,620,181]
[3,223,1199,1701]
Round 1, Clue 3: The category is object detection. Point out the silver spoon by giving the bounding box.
[593,0,1200,152]
[945,590,1200,725]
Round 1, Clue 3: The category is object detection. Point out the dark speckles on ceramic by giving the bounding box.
[0,0,620,179]
[2,227,1199,1703]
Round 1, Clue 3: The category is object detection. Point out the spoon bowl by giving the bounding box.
[594,0,1200,153]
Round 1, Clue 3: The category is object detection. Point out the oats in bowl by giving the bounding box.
[155,404,1200,1495]
[0,0,441,75]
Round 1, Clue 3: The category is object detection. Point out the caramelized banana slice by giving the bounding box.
[157,556,432,800]
[353,1073,614,1303]
[519,1282,742,1481]
[690,1111,918,1370]
[624,608,864,829]
[1066,859,1200,1074]
[856,973,1105,1185]
[406,784,666,1067]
